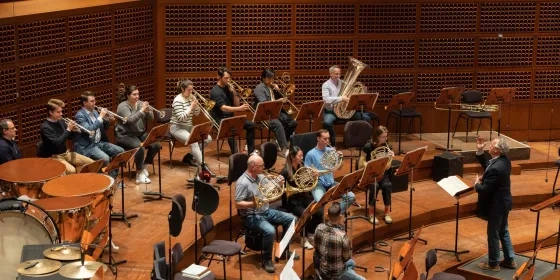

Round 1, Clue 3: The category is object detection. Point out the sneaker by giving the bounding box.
[384,214,393,224]
[369,216,379,225]
[136,173,151,184]
[118,181,126,189]
[141,168,149,177]
[478,262,500,272]
[499,260,517,269]
[301,238,313,250]
[263,260,275,273]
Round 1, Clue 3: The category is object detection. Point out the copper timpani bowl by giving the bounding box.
[0,158,66,199]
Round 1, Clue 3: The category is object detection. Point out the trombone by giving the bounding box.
[433,102,499,112]
[62,118,94,137]
[227,80,270,130]
[273,72,299,115]
[190,88,220,130]
[94,106,128,124]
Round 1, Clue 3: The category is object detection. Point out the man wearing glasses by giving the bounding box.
[0,119,22,165]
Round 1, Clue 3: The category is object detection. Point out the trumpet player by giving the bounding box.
[38,99,93,174]
[358,126,394,225]
[116,84,161,184]
[280,146,323,250]
[209,67,255,154]
[235,154,299,273]
[75,91,124,178]
[170,79,212,169]
[253,68,297,157]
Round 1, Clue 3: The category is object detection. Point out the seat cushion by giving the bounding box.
[390,108,421,118]
[432,272,465,280]
[555,159,560,166]
[202,240,242,256]
[464,111,491,118]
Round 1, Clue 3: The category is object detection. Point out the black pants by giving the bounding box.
[368,179,392,207]
[116,132,161,172]
[277,110,297,146]
[283,194,322,236]
[227,120,255,154]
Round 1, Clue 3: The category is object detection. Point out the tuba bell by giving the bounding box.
[333,57,369,119]
[371,143,393,170]
[253,171,285,210]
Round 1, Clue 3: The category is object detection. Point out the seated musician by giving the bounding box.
[305,129,355,214]
[115,84,161,184]
[209,67,255,154]
[322,65,370,146]
[74,91,124,178]
[314,202,365,280]
[280,146,323,250]
[235,154,299,273]
[0,118,22,165]
[39,99,94,174]
[358,125,394,225]
[170,79,212,169]
[253,68,298,157]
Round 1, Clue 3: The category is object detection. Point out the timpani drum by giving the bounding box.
[0,158,66,199]
[34,196,94,243]
[0,198,59,280]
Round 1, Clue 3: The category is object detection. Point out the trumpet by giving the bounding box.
[273,72,299,115]
[288,165,331,197]
[433,102,499,112]
[62,118,94,137]
[253,171,285,210]
[227,80,270,130]
[146,104,165,118]
[94,106,127,124]
[190,88,220,130]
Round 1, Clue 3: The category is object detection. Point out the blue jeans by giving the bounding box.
[313,251,365,280]
[323,109,370,146]
[85,141,124,178]
[487,211,515,266]
[243,209,296,261]
[311,183,355,214]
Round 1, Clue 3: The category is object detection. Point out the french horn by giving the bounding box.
[253,171,284,210]
[371,143,393,171]
[287,166,331,197]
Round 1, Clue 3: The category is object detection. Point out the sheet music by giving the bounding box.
[280,250,300,280]
[275,218,296,259]
[437,175,470,197]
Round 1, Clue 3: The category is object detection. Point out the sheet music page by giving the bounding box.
[437,175,470,197]
[280,250,300,280]
[275,218,296,259]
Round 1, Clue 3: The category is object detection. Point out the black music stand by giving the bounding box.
[393,146,428,243]
[217,115,247,158]
[253,100,283,141]
[384,92,415,154]
[347,93,379,122]
[192,178,219,265]
[141,123,172,202]
[104,148,140,227]
[294,201,316,279]
[434,87,463,152]
[486,88,515,137]
[434,176,475,261]
[184,122,216,190]
[353,156,391,256]
[294,100,324,132]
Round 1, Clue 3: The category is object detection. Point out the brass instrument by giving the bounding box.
[273,72,299,115]
[371,143,393,171]
[433,102,499,112]
[320,144,344,170]
[253,171,285,210]
[190,88,220,130]
[227,80,270,130]
[93,106,127,124]
[146,104,165,118]
[288,165,331,197]
[333,57,369,119]
[62,118,94,137]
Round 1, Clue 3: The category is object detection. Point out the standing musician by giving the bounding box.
[253,68,297,157]
[357,125,394,225]
[305,129,355,214]
[314,202,365,280]
[322,65,370,146]
[39,98,94,174]
[170,80,212,169]
[74,91,124,178]
[116,84,161,184]
[210,67,255,154]
[0,118,21,165]
[235,154,299,273]
[280,146,323,250]
[474,136,516,271]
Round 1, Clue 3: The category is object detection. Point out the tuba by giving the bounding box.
[333,57,369,119]
[253,171,285,210]
[371,143,393,170]
[287,166,331,197]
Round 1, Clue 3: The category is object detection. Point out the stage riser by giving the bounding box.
[458,253,556,280]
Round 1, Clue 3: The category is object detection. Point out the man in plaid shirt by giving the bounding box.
[313,202,365,280]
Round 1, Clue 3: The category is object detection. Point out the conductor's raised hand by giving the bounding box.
[476,135,486,152]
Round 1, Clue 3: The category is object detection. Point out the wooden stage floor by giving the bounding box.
[99,139,560,279]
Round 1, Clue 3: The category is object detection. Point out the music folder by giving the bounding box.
[253,100,283,123]
[141,123,170,147]
[436,175,475,199]
[346,93,379,111]
[294,100,324,121]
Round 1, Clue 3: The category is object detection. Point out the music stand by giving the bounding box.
[294,100,324,132]
[184,122,216,190]
[353,156,391,256]
[192,178,219,265]
[486,88,515,137]
[384,92,415,154]
[78,159,104,174]
[104,148,140,227]
[393,146,428,243]
[346,93,379,122]
[434,87,463,152]
[141,123,171,202]
[217,115,247,158]
[253,100,283,141]
[293,201,316,279]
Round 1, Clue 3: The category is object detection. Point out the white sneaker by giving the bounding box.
[141,168,149,177]
[302,239,313,250]
[136,173,151,184]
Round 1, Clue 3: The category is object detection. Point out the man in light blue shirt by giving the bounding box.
[304,129,355,214]
[322,65,370,146]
